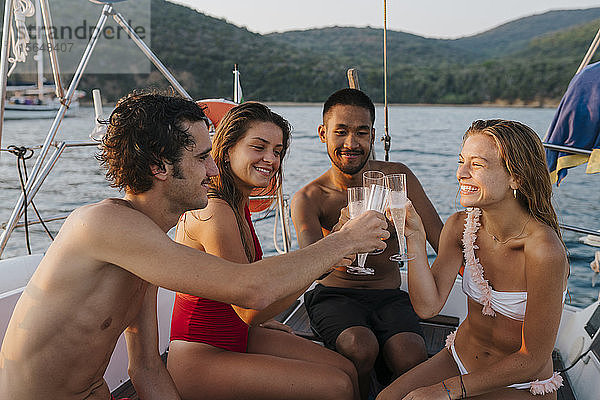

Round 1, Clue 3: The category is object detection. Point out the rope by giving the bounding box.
[6,144,55,254]
[7,0,35,73]
[559,346,593,373]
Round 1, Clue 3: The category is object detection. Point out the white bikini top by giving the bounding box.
[461,208,566,322]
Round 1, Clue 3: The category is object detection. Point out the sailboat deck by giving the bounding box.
[111,302,576,400]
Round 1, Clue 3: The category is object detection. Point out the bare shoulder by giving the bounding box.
[445,211,467,231]
[369,160,414,176]
[524,221,569,281]
[368,160,424,190]
[179,198,239,239]
[186,198,235,222]
[65,198,150,235]
[442,211,466,240]
[49,198,168,266]
[292,173,330,203]
[291,172,332,214]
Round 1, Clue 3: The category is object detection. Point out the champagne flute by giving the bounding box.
[384,174,414,262]
[346,187,369,275]
[363,170,385,188]
[363,170,386,255]
[352,184,388,275]
[347,187,367,219]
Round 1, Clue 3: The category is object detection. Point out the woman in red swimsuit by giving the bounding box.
[167,102,359,400]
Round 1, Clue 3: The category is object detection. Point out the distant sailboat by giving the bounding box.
[3,0,82,120]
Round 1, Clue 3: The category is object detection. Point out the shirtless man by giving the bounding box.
[0,91,389,400]
[291,88,443,399]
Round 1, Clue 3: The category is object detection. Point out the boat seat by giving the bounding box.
[552,350,576,400]
[111,309,577,400]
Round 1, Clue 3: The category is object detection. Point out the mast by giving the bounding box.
[382,0,391,161]
[35,0,44,101]
[233,64,242,104]
[0,0,15,151]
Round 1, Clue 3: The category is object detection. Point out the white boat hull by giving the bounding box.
[3,101,80,119]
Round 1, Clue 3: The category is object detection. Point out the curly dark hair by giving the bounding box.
[98,91,209,194]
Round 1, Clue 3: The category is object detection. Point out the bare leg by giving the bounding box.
[376,349,557,400]
[382,332,427,379]
[247,326,360,399]
[469,388,557,399]
[335,326,379,400]
[376,348,459,400]
[167,327,359,400]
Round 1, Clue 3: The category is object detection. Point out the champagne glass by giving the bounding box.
[384,174,414,262]
[352,184,388,275]
[363,170,386,255]
[347,187,367,219]
[346,187,370,275]
[363,170,385,188]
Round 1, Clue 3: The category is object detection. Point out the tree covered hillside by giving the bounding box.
[3,1,600,104]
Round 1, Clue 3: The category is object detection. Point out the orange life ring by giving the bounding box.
[196,99,237,128]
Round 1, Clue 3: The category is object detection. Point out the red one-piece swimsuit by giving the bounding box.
[170,205,263,352]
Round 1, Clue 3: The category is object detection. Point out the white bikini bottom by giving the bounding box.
[445,332,563,395]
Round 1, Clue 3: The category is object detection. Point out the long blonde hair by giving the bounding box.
[463,119,562,242]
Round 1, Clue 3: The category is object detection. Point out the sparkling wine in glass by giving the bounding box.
[346,187,372,275]
[363,170,386,255]
[353,184,388,275]
[347,187,367,219]
[384,174,414,262]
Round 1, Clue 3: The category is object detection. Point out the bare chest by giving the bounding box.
[472,238,527,291]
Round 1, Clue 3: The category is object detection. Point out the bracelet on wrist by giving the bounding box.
[459,374,467,399]
[441,381,452,400]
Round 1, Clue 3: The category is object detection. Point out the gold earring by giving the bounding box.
[513,189,517,198]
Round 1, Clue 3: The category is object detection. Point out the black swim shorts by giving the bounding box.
[304,284,423,350]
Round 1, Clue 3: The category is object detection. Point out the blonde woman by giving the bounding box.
[378,120,568,400]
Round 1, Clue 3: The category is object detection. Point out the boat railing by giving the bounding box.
[543,142,599,240]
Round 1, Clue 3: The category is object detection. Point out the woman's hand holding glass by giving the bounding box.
[384,174,414,262]
[403,200,427,254]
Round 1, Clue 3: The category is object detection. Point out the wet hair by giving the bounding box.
[210,102,291,261]
[463,119,562,242]
[98,90,209,194]
[322,88,375,125]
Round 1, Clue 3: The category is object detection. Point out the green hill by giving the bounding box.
[3,0,600,104]
[267,27,474,66]
[449,8,600,59]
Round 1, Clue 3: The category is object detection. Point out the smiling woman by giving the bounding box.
[166,102,362,400]
[377,119,568,400]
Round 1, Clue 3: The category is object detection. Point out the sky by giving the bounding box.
[171,0,600,38]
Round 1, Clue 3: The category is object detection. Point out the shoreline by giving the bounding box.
[264,101,560,109]
[80,100,560,109]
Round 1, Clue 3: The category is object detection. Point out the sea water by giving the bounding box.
[0,105,598,307]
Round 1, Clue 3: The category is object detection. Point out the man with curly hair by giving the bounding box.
[0,91,389,400]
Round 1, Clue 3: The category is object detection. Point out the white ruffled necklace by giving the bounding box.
[462,207,496,317]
